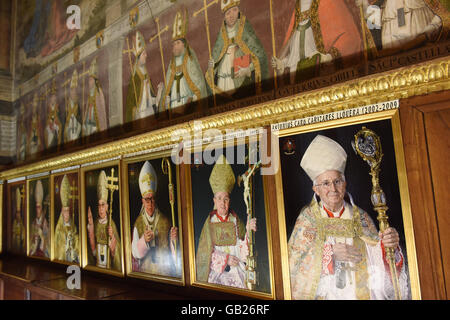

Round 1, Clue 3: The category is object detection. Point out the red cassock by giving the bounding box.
[283,0,364,68]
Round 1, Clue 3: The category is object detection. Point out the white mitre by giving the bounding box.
[300,135,347,181]
[139,161,157,197]
[35,180,44,204]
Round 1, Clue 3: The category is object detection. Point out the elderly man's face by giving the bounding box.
[36,203,42,218]
[142,193,156,217]
[312,170,346,211]
[98,199,108,219]
[224,6,239,28]
[62,207,70,223]
[213,191,230,217]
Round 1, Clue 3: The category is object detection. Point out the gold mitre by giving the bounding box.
[70,69,78,89]
[172,9,188,41]
[209,155,235,195]
[97,170,108,202]
[60,175,70,208]
[221,0,240,13]
[16,187,22,211]
[135,30,146,57]
[35,180,44,204]
[300,135,347,181]
[89,58,99,79]
[139,161,157,197]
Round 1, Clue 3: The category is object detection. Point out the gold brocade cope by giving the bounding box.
[309,199,370,300]
[95,222,108,245]
[196,211,246,283]
[211,221,236,246]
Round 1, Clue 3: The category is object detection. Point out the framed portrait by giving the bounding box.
[50,170,81,265]
[80,160,125,276]
[122,152,184,285]
[6,179,27,255]
[274,109,420,300]
[27,175,51,260]
[186,141,274,298]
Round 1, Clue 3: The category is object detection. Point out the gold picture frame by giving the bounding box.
[27,174,51,261]
[273,109,420,300]
[122,151,185,285]
[185,138,275,299]
[50,169,82,266]
[80,160,125,277]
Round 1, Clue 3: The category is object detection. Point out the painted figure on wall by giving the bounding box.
[160,9,208,117]
[357,0,444,52]
[206,0,269,100]
[54,175,79,263]
[273,0,365,85]
[82,58,108,137]
[196,155,257,289]
[30,180,50,258]
[44,81,63,149]
[28,92,43,156]
[12,186,26,254]
[87,170,121,270]
[64,70,82,143]
[23,0,78,58]
[131,161,179,276]
[288,135,409,299]
[125,31,164,122]
[17,103,27,161]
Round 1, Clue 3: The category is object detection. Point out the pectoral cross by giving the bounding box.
[149,17,169,85]
[193,0,219,107]
[69,179,78,227]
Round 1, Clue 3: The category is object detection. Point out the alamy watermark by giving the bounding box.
[169,121,279,175]
[66,265,81,290]
[66,5,81,30]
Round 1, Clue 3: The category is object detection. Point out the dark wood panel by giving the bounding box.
[423,107,450,298]
[400,91,449,299]
[28,285,60,300]
[2,277,26,300]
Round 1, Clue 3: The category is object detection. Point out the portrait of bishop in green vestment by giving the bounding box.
[206,0,269,102]
[83,166,123,274]
[191,149,272,296]
[159,9,208,118]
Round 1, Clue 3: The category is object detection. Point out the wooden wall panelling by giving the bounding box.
[419,102,450,298]
[400,91,450,299]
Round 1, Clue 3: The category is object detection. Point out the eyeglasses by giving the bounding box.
[143,197,155,203]
[315,178,345,189]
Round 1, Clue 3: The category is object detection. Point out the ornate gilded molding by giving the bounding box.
[1,56,449,180]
